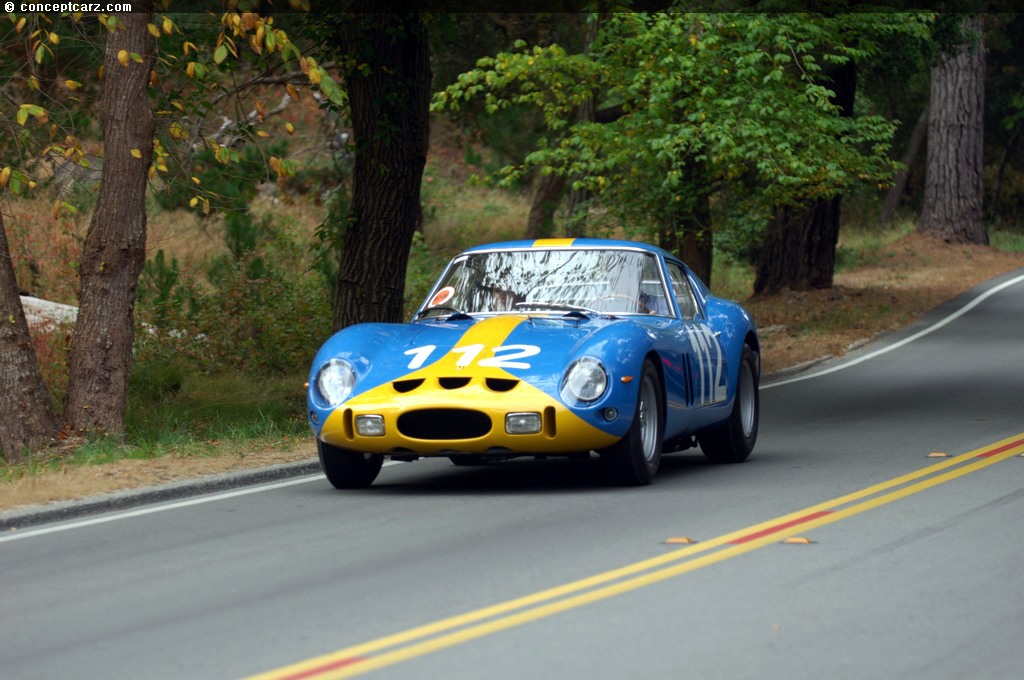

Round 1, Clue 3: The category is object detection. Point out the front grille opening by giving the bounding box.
[439,377,471,390]
[397,409,491,440]
[486,378,519,392]
[393,379,424,394]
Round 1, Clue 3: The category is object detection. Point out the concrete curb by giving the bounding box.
[0,458,320,532]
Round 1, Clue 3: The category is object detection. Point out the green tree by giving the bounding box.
[0,2,333,456]
[435,11,917,287]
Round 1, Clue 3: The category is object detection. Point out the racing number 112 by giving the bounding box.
[404,344,540,370]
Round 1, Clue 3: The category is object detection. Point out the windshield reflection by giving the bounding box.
[421,248,673,317]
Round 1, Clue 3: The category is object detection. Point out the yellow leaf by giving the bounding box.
[148,23,160,38]
[64,79,82,90]
[130,148,142,159]
[286,83,299,101]
[117,50,129,66]
[162,17,172,34]
[285,122,295,135]
[256,130,270,138]
[148,165,156,180]
[48,32,60,45]
[53,200,60,218]
[0,167,11,188]
[191,176,201,184]
[189,197,198,208]
[16,17,26,33]
[28,180,37,189]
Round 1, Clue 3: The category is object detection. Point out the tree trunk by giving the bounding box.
[64,5,155,435]
[754,61,857,295]
[919,15,987,244]
[0,213,62,461]
[332,13,431,330]
[524,171,566,239]
[753,201,841,295]
[879,105,928,226]
[565,11,604,238]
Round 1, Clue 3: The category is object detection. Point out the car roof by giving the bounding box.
[460,238,678,262]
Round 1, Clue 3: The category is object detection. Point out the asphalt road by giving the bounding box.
[3,269,1023,680]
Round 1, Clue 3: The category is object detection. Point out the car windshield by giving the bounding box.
[421,248,673,317]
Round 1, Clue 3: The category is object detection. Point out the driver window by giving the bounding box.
[666,263,699,320]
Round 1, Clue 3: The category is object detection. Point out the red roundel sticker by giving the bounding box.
[430,286,455,307]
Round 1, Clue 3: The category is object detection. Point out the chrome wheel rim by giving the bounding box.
[738,361,756,439]
[638,374,659,463]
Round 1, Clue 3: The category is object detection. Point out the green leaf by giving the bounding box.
[214,44,228,65]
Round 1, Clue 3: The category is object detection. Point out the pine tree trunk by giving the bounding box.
[754,61,857,295]
[919,15,987,244]
[64,6,155,435]
[0,214,61,461]
[332,13,431,330]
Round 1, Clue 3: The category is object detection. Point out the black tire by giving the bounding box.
[698,344,759,464]
[317,440,384,489]
[600,359,664,486]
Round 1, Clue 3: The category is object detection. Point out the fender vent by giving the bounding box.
[439,377,471,389]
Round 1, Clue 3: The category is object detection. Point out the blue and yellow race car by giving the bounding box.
[307,238,760,487]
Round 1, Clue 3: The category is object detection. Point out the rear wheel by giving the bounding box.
[317,440,384,489]
[699,344,759,463]
[600,359,663,485]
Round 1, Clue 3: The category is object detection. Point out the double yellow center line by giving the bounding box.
[249,433,1024,680]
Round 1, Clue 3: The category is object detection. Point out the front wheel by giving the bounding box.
[317,440,384,489]
[600,359,663,485]
[698,344,759,463]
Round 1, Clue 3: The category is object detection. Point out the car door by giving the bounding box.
[665,262,728,408]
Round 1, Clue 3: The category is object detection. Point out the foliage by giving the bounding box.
[136,251,331,376]
[435,11,933,264]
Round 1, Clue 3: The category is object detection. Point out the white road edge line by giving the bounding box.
[764,271,1024,390]
[1,462,404,543]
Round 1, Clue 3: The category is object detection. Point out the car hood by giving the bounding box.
[310,313,659,402]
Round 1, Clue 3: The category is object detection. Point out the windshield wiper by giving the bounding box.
[514,301,613,318]
[416,306,472,321]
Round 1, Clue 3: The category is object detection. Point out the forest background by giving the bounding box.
[2,6,1024,504]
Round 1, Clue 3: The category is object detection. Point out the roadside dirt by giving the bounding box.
[3,231,1023,514]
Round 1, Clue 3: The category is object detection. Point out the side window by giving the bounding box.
[666,263,699,320]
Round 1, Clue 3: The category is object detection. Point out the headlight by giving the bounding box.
[315,359,356,406]
[561,357,608,403]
